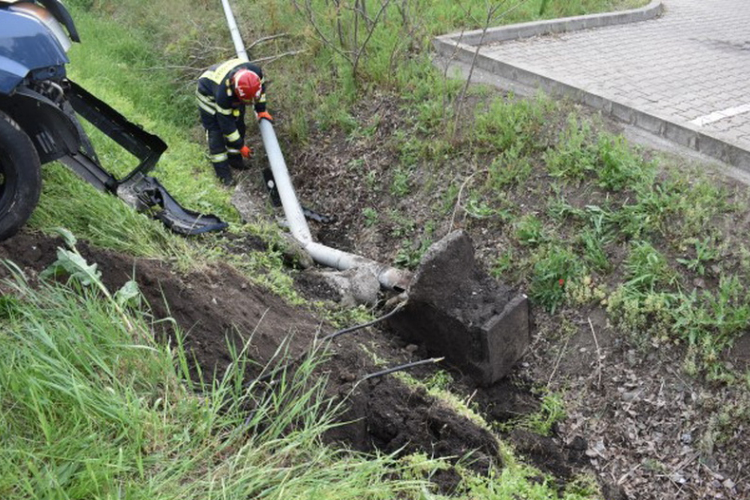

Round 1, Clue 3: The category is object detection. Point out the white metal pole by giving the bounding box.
[220,0,248,61]
[219,0,412,292]
[258,119,312,245]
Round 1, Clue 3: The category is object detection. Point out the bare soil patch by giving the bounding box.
[3,90,750,498]
[0,230,500,494]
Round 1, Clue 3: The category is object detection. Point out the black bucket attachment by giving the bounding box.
[118,175,228,235]
[61,80,227,235]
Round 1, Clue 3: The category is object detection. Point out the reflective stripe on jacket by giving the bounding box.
[196,59,267,147]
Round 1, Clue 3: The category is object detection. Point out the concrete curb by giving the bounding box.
[433,0,750,171]
[433,2,750,171]
[435,0,664,47]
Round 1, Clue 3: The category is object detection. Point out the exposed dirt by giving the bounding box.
[0,230,500,494]
[260,90,750,499]
[3,90,750,499]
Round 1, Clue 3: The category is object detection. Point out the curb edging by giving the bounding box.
[434,0,664,48]
[433,1,750,170]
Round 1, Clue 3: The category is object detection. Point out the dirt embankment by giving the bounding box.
[0,231,505,494]
[0,224,691,499]
[4,93,750,499]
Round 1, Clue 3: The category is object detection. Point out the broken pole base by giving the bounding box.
[388,230,530,386]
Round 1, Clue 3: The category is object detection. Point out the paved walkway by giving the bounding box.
[435,0,750,170]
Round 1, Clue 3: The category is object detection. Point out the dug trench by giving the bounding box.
[0,230,593,494]
[269,92,750,499]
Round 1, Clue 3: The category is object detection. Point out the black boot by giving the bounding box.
[213,162,234,187]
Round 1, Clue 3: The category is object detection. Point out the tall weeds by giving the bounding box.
[0,256,433,499]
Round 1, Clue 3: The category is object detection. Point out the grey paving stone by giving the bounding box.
[435,0,750,171]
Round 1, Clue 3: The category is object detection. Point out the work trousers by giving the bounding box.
[199,105,246,179]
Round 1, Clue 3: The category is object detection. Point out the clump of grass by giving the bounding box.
[31,165,200,264]
[566,275,608,306]
[459,442,601,500]
[514,214,547,247]
[473,95,552,155]
[0,251,441,499]
[608,268,750,378]
[362,207,379,227]
[394,237,432,270]
[674,277,750,376]
[623,240,676,292]
[544,113,651,190]
[487,147,533,189]
[496,389,567,437]
[390,167,412,197]
[677,236,720,276]
[544,114,597,182]
[528,244,585,313]
[596,134,650,191]
[607,288,676,342]
[578,228,612,273]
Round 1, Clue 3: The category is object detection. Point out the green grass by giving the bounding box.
[496,389,567,437]
[543,113,650,190]
[3,0,721,497]
[0,256,439,499]
[474,96,553,155]
[460,444,601,499]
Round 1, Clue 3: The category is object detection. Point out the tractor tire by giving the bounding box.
[0,110,42,241]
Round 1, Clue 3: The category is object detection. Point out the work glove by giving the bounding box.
[240,145,253,158]
[257,111,273,122]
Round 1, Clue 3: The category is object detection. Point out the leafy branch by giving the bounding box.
[291,0,394,84]
[41,228,143,337]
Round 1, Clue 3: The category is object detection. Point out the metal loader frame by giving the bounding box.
[62,81,228,235]
[0,79,228,236]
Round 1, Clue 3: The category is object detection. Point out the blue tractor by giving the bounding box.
[0,0,227,240]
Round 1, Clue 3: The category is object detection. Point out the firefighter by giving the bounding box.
[196,58,273,186]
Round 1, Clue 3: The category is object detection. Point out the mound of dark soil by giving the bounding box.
[0,230,502,493]
[276,90,750,500]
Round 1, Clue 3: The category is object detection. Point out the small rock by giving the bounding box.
[626,350,638,366]
[280,234,314,269]
[317,267,380,306]
[622,389,641,402]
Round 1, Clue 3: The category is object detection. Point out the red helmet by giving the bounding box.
[232,69,261,103]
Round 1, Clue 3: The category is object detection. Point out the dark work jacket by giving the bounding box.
[196,58,267,147]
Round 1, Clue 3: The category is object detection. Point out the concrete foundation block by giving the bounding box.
[388,231,530,386]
